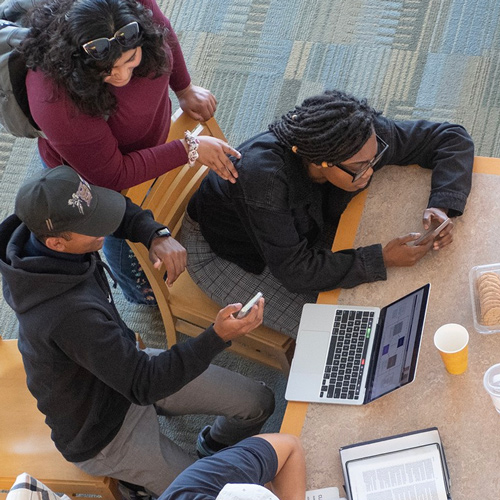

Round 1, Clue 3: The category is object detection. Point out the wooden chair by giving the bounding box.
[124,110,295,374]
[0,336,120,500]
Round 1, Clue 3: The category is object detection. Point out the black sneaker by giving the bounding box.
[196,425,217,458]
[118,480,153,500]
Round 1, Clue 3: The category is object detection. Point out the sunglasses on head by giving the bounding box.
[82,21,141,60]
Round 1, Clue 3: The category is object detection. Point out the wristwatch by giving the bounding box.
[153,227,171,239]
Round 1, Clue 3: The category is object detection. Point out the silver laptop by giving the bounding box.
[285,284,430,405]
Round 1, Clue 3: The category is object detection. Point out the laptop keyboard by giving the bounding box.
[319,309,374,400]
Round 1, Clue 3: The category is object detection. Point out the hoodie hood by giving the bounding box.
[0,214,96,315]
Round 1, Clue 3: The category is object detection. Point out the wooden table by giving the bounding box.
[280,157,500,499]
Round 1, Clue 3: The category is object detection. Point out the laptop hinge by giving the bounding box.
[363,311,386,403]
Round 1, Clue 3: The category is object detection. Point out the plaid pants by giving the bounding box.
[180,213,317,338]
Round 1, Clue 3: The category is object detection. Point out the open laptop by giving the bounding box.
[285,284,430,405]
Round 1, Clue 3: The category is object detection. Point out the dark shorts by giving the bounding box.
[158,437,278,500]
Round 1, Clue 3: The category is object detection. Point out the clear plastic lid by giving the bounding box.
[484,364,500,396]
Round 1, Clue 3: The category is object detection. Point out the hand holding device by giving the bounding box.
[410,218,451,247]
[383,234,431,267]
[236,292,263,319]
[213,295,264,342]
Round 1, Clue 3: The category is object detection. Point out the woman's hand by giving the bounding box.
[184,135,241,183]
[176,84,217,122]
[422,207,453,250]
[382,233,433,267]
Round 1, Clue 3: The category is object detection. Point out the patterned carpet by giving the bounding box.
[162,0,500,153]
[0,0,499,452]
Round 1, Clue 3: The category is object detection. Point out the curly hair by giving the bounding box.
[21,0,172,117]
[269,90,381,165]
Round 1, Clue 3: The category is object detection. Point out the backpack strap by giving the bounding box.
[9,48,39,130]
[0,0,40,25]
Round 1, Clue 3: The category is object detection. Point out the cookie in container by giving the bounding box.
[469,264,500,334]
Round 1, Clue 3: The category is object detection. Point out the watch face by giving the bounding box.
[156,228,171,237]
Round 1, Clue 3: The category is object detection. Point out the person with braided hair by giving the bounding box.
[182,90,474,338]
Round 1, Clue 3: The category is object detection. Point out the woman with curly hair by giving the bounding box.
[22,0,240,304]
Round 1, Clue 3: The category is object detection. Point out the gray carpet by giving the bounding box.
[1,0,499,454]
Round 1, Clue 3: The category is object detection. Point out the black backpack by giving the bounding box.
[0,0,44,138]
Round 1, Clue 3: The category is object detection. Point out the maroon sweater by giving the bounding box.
[26,0,191,191]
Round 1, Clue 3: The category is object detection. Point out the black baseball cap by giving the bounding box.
[15,166,126,237]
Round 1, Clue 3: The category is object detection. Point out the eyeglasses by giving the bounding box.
[323,135,389,183]
[82,21,141,60]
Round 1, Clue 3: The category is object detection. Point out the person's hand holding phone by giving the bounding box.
[421,207,453,250]
[383,233,433,268]
[236,292,263,319]
[409,217,451,247]
[213,296,265,342]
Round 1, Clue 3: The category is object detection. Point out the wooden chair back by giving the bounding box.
[121,109,225,207]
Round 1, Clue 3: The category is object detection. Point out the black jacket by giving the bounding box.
[188,117,474,294]
[0,198,228,462]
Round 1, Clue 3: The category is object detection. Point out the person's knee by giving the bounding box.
[257,382,276,419]
[255,433,305,470]
[257,433,302,453]
[242,381,275,421]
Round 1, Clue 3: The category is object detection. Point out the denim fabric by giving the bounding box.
[39,153,49,169]
[102,234,157,306]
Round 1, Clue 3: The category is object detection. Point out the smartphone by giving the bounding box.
[410,218,451,246]
[236,292,263,319]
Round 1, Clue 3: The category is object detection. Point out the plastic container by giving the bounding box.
[469,263,500,334]
[483,363,500,413]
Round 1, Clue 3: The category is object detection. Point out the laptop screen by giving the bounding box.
[366,284,430,402]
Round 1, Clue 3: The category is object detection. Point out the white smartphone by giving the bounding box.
[236,292,263,319]
[411,218,451,246]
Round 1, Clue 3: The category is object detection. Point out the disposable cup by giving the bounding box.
[483,363,500,414]
[433,324,469,375]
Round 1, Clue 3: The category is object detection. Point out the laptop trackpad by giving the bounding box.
[300,304,337,331]
[291,330,330,373]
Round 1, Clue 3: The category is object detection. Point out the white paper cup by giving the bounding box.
[433,324,469,375]
[483,363,500,414]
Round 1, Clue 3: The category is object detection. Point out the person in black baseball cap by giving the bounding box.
[14,165,188,280]
[0,165,273,498]
[15,165,126,238]
[14,165,126,255]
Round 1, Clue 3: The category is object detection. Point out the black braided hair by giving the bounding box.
[269,90,381,165]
